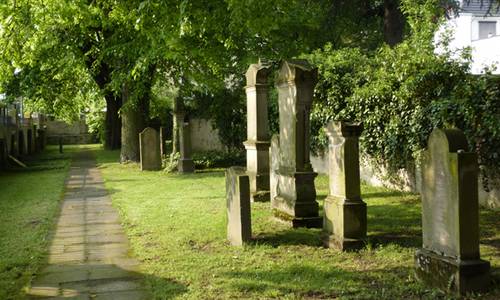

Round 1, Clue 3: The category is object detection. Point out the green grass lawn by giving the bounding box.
[93,147,499,300]
[0,146,76,299]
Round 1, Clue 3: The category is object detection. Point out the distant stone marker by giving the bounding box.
[226,167,251,246]
[178,116,195,173]
[139,127,161,171]
[271,60,321,228]
[323,121,366,251]
[244,60,271,202]
[415,128,490,294]
[159,126,167,157]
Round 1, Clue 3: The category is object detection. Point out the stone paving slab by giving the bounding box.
[27,151,148,299]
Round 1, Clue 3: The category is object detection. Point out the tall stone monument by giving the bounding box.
[415,128,490,294]
[159,126,167,157]
[139,127,161,171]
[323,121,366,251]
[226,167,252,246]
[271,60,321,228]
[178,114,194,173]
[244,61,271,202]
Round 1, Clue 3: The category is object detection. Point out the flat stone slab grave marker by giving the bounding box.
[139,127,161,171]
[226,167,252,246]
[27,151,148,299]
[415,128,490,295]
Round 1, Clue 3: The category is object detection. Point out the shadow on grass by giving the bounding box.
[252,228,323,247]
[222,264,419,299]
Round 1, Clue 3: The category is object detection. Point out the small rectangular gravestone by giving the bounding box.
[139,127,161,171]
[226,167,251,246]
[323,121,366,251]
[415,128,490,295]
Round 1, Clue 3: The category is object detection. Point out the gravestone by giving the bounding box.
[139,127,161,171]
[226,167,251,246]
[27,129,33,154]
[178,115,195,173]
[244,60,271,202]
[271,60,321,228]
[415,128,490,294]
[269,135,280,204]
[323,121,366,251]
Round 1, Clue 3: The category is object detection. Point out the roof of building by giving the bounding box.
[462,0,500,16]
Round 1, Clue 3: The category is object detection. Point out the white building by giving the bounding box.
[439,0,500,74]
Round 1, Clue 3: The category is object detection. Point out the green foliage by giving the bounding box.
[192,150,245,169]
[307,1,500,185]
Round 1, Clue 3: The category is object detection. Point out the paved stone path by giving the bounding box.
[27,151,148,299]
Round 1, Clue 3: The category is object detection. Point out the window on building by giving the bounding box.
[479,21,497,39]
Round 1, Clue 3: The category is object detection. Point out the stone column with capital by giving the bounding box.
[271,60,321,228]
[244,61,271,202]
[323,121,366,251]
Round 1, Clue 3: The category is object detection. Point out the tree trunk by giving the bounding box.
[104,93,122,150]
[171,96,183,157]
[120,85,149,162]
[384,0,405,47]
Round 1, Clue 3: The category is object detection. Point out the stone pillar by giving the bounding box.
[178,114,194,173]
[269,135,280,204]
[159,126,167,157]
[139,127,161,171]
[271,60,321,228]
[226,167,252,246]
[243,61,271,202]
[415,128,490,295]
[323,121,366,251]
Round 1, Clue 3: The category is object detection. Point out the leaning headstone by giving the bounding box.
[271,60,321,228]
[323,121,366,251]
[226,167,251,246]
[415,128,490,295]
[139,127,161,171]
[178,115,194,173]
[244,60,271,202]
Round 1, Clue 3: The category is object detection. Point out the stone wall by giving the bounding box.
[311,152,500,208]
[46,120,94,145]
[189,118,225,152]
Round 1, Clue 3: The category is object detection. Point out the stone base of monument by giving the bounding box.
[249,172,270,202]
[178,159,195,173]
[272,208,323,228]
[322,235,365,251]
[322,196,367,251]
[415,249,490,295]
[251,191,270,202]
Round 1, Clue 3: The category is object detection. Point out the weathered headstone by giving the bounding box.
[269,134,280,204]
[139,127,161,171]
[323,121,366,251]
[226,166,251,246]
[415,128,490,294]
[178,115,195,173]
[244,60,271,202]
[271,60,321,228]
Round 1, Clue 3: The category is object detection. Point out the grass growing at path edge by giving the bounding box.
[94,147,500,300]
[0,145,84,299]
